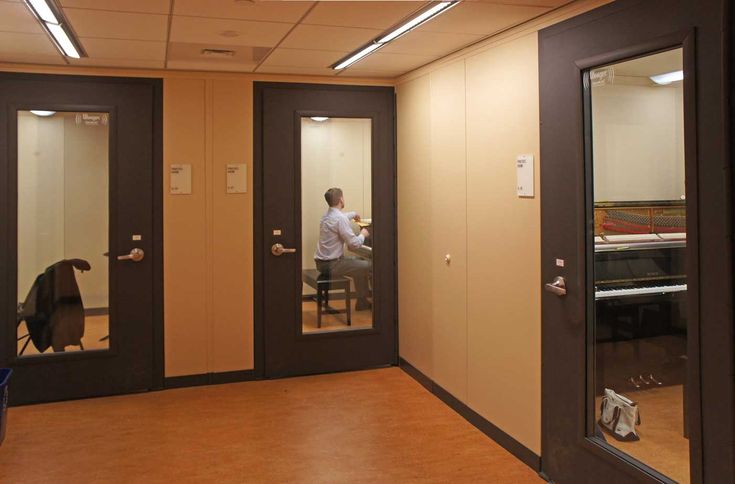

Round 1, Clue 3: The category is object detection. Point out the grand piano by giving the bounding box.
[594,232,688,395]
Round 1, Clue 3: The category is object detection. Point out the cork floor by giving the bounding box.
[0,367,541,483]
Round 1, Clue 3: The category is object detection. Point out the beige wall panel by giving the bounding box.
[396,75,433,377]
[211,79,254,372]
[163,79,209,376]
[428,61,468,400]
[464,33,541,454]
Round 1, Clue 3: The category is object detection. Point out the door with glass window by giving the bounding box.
[0,74,163,404]
[539,1,733,482]
[255,83,396,378]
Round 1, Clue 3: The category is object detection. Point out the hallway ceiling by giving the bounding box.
[0,0,572,78]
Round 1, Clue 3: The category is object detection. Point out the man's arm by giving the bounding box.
[338,216,365,250]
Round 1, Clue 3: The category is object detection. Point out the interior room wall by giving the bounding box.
[301,117,372,273]
[17,111,109,310]
[592,81,685,202]
[396,0,612,457]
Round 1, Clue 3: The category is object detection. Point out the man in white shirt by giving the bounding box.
[315,187,372,311]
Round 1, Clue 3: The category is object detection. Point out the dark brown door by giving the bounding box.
[255,83,396,378]
[0,73,163,404]
[540,1,733,482]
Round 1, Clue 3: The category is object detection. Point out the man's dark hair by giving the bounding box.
[324,187,343,207]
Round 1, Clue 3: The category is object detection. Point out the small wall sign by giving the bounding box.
[516,154,534,197]
[170,164,192,195]
[226,163,247,194]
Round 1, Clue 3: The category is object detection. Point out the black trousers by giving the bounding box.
[316,256,371,301]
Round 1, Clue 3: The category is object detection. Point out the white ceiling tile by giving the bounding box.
[80,38,166,61]
[338,68,403,79]
[348,50,434,72]
[63,8,168,41]
[0,31,60,56]
[0,52,66,65]
[167,42,267,69]
[255,65,337,77]
[0,2,44,34]
[174,0,314,23]
[167,59,256,73]
[469,0,570,7]
[380,30,484,56]
[281,25,381,52]
[58,0,171,14]
[260,48,347,69]
[170,16,293,48]
[68,57,165,69]
[419,2,550,35]
[304,1,426,29]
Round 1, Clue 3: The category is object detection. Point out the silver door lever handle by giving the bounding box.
[117,248,145,262]
[545,276,567,296]
[271,243,297,256]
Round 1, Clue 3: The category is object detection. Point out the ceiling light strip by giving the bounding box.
[23,0,85,59]
[332,1,458,70]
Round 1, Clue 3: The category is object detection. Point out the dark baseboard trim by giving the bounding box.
[164,369,257,389]
[399,357,542,472]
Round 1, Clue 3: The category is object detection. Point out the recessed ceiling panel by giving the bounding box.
[0,2,45,34]
[167,59,257,73]
[303,1,426,29]
[58,0,171,14]
[470,0,570,6]
[170,16,293,48]
[255,65,337,77]
[68,57,165,68]
[0,31,61,56]
[80,38,166,61]
[280,25,381,52]
[259,48,347,69]
[63,8,168,41]
[338,68,404,79]
[174,0,314,23]
[418,2,550,35]
[168,41,268,70]
[347,50,434,72]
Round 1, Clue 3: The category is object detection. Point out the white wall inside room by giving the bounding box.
[592,80,685,202]
[17,111,109,309]
[300,117,372,273]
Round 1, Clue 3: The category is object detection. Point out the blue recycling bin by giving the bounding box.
[0,368,11,446]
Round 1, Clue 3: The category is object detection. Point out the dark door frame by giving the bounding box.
[253,81,398,379]
[539,0,732,482]
[0,72,165,402]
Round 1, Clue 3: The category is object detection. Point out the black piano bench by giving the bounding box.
[302,269,352,328]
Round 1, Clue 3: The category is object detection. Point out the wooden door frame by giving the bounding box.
[253,81,398,379]
[0,72,165,400]
[539,0,732,482]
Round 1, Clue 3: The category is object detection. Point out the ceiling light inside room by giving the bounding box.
[332,1,459,70]
[310,117,329,122]
[650,70,684,85]
[23,0,85,59]
[30,110,56,117]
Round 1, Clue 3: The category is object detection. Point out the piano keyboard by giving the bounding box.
[595,284,687,299]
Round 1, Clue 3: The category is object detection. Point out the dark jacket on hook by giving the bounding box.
[17,259,90,353]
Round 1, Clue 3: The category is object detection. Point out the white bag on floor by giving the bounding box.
[599,388,641,442]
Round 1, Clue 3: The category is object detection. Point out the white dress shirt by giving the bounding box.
[314,207,365,261]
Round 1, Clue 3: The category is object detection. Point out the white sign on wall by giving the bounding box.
[516,154,534,197]
[170,164,192,195]
[226,164,247,194]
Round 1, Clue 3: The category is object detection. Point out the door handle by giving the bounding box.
[117,248,145,262]
[271,243,297,256]
[545,276,567,296]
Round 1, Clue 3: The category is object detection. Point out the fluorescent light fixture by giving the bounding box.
[650,70,683,85]
[30,110,56,117]
[47,23,80,58]
[379,2,454,43]
[332,1,458,70]
[310,117,329,122]
[334,43,382,70]
[26,0,58,24]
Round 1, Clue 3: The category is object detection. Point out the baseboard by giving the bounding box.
[164,369,257,389]
[399,357,542,472]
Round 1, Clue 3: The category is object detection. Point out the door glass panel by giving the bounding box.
[16,110,110,356]
[300,117,373,334]
[588,48,689,482]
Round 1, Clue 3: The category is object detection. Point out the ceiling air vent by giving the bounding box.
[201,48,236,58]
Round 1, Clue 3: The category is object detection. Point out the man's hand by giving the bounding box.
[353,214,361,222]
[360,228,370,238]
